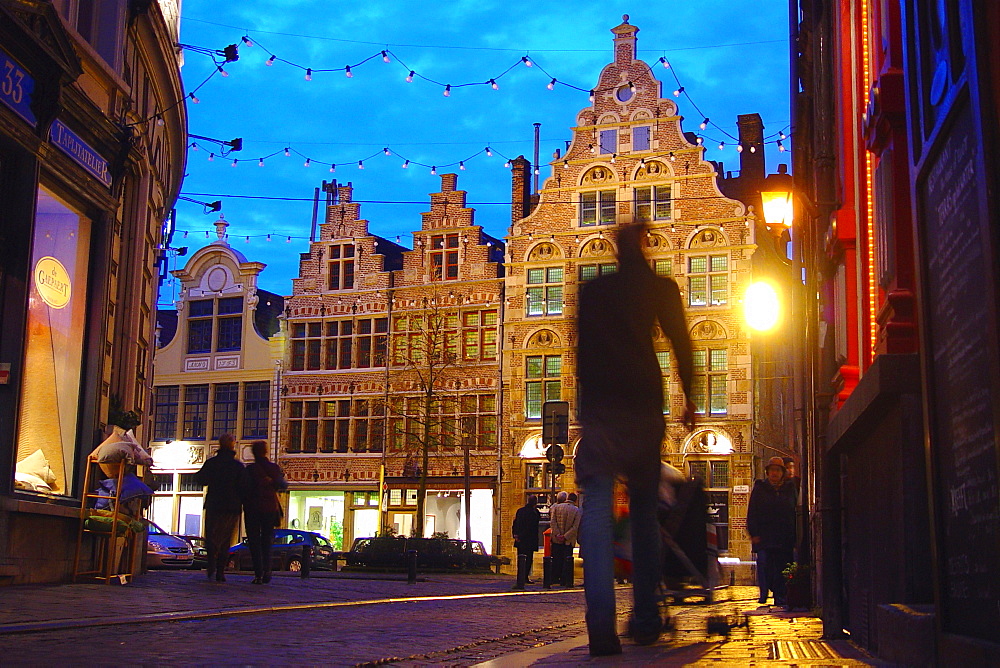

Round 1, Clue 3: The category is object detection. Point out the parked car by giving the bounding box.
[227,529,338,572]
[345,536,508,570]
[146,521,195,568]
[179,534,208,569]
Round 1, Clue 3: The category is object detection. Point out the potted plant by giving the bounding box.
[782,562,812,610]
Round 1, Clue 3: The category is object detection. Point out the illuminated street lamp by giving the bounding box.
[745,281,782,332]
[760,165,795,230]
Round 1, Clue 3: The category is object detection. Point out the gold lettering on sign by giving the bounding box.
[34,256,72,309]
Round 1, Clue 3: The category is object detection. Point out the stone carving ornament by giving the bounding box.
[581,166,615,186]
[635,160,669,181]
[580,239,613,258]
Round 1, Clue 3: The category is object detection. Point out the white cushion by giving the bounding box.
[15,449,57,485]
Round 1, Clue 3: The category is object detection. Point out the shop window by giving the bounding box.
[526,267,564,317]
[578,262,616,282]
[461,310,498,361]
[430,233,459,281]
[242,381,270,439]
[692,348,728,416]
[525,462,546,491]
[687,254,729,307]
[525,355,561,419]
[599,129,617,154]
[327,243,355,290]
[634,185,672,221]
[182,385,209,439]
[212,383,238,438]
[580,190,616,227]
[154,385,179,440]
[633,125,651,151]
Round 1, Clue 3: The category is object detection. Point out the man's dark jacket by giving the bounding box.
[194,448,245,513]
[512,504,541,551]
[746,479,797,550]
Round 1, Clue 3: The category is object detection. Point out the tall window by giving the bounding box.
[692,348,728,415]
[462,310,498,361]
[154,385,179,440]
[688,254,729,307]
[187,297,243,353]
[634,185,672,221]
[182,384,209,439]
[328,243,355,290]
[290,322,322,371]
[321,400,351,453]
[525,355,561,419]
[656,350,671,415]
[212,383,238,438]
[580,190,616,227]
[242,381,269,438]
[430,233,459,281]
[287,400,319,453]
[599,128,617,154]
[633,125,651,151]
[578,262,616,282]
[351,398,385,453]
[526,267,563,316]
[689,458,730,551]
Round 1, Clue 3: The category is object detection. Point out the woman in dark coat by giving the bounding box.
[746,457,798,608]
[241,440,288,584]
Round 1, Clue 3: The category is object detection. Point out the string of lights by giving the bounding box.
[180,37,788,151]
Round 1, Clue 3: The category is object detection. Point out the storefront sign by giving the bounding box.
[49,119,112,187]
[1,48,36,126]
[34,256,71,309]
[732,484,750,494]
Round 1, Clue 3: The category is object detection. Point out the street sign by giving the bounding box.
[545,444,564,463]
[542,400,570,444]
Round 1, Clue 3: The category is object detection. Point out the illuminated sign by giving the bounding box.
[49,119,112,187]
[34,256,71,309]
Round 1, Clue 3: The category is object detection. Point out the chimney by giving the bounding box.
[337,182,353,203]
[440,173,458,192]
[737,113,765,186]
[510,155,532,224]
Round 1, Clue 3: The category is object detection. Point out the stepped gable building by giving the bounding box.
[150,215,284,537]
[500,17,779,573]
[280,176,504,551]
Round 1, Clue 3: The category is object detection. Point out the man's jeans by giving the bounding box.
[580,472,662,641]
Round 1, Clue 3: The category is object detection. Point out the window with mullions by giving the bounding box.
[462,310,498,361]
[290,322,323,371]
[634,185,672,221]
[578,262,617,283]
[287,400,320,453]
[392,314,457,366]
[436,394,498,450]
[328,243,355,290]
[652,259,673,277]
[580,190,616,227]
[187,300,213,353]
[692,348,728,416]
[526,267,564,316]
[154,385,179,440]
[242,381,270,439]
[688,254,729,307]
[350,398,386,453]
[321,400,351,453]
[656,350,672,415]
[216,297,243,351]
[212,383,239,438]
[430,233,459,281]
[187,297,243,353]
[525,355,561,419]
[182,384,209,440]
[688,458,731,551]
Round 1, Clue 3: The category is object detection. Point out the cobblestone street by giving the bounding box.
[0,571,875,665]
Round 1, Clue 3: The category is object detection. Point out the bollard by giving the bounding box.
[514,553,528,590]
[562,554,574,587]
[406,549,418,585]
[542,555,553,589]
[301,544,311,578]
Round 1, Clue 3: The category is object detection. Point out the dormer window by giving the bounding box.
[187,297,243,354]
[430,233,459,281]
[328,243,355,290]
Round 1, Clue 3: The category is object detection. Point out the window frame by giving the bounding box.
[525,355,562,419]
[525,267,564,317]
[687,253,729,307]
[580,190,616,227]
[634,184,672,221]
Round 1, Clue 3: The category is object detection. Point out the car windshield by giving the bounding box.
[314,535,331,547]
[147,523,165,535]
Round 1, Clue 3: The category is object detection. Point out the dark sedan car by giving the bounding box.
[227,529,338,572]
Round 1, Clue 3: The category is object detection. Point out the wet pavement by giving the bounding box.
[0,569,877,666]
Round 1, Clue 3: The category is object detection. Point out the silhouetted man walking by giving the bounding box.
[576,221,695,655]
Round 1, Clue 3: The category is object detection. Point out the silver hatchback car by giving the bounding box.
[146,521,195,568]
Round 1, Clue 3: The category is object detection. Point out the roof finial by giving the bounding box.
[623,14,629,23]
[214,213,229,241]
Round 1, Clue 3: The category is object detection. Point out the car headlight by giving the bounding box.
[148,542,173,555]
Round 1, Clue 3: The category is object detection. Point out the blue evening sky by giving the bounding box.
[163,0,790,303]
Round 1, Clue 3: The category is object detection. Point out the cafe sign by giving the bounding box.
[34,256,71,309]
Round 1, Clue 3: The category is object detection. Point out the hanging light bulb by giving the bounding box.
[589,144,596,155]
[258,158,264,167]
[459,161,466,170]
[588,89,595,102]
[659,56,670,69]
[406,70,414,83]
[208,152,214,161]
[504,160,511,168]
[231,158,238,167]
[357,160,364,169]
[189,93,200,104]
[563,160,569,169]
[547,78,556,90]
[266,54,276,66]
[737,143,744,152]
[383,147,391,156]
[156,117,164,126]
[284,147,290,157]
[489,79,498,90]
[533,167,539,175]
[329,163,336,172]
[669,152,676,162]
[485,146,493,156]
[719,141,725,150]
[205,231,210,238]
[750,145,756,153]
[191,143,198,151]
[304,157,311,167]
[286,236,292,243]
[443,85,451,97]
[305,68,312,81]
[778,140,786,152]
[345,65,353,78]
[522,56,533,67]
[183,231,189,238]
[628,81,636,93]
[779,131,786,140]
[245,236,251,243]
[700,117,709,130]
[381,50,390,63]
[218,66,228,77]
[696,136,704,145]
[673,86,684,97]
[267,234,271,241]
[241,35,253,47]
[610,153,617,164]
[639,157,646,166]
[402,160,409,168]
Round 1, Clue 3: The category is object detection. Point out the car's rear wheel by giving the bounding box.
[287,556,302,572]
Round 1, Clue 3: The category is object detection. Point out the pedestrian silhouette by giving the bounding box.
[194,433,244,582]
[576,220,695,655]
[241,440,288,584]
